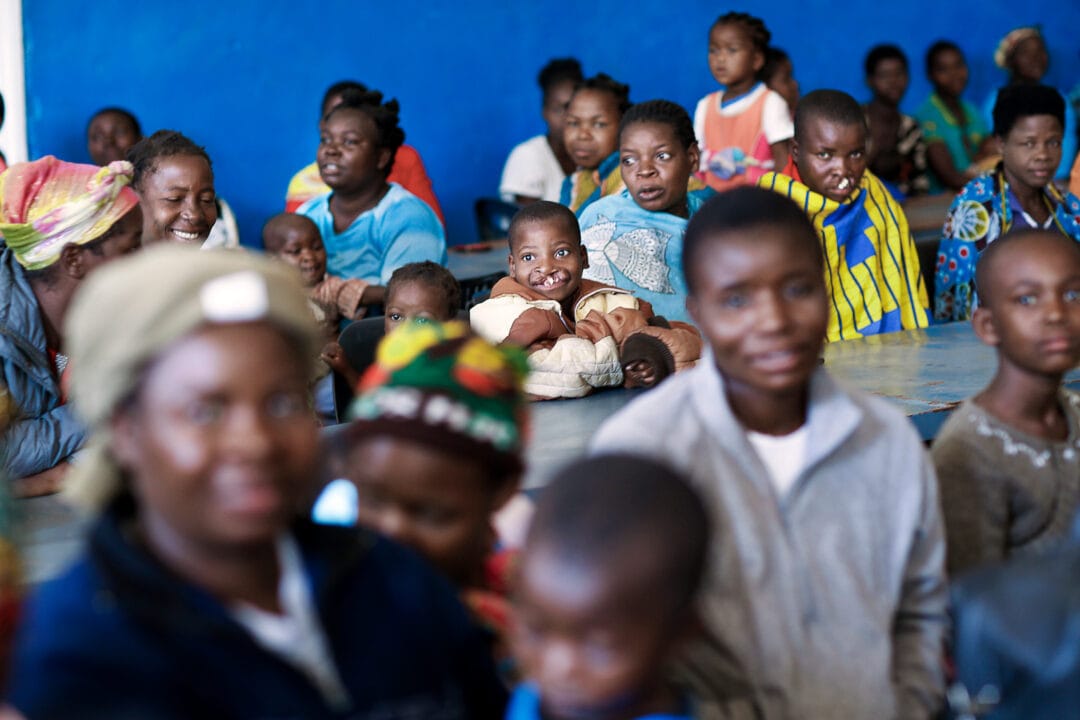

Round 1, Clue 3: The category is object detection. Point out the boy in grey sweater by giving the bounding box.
[590,187,947,719]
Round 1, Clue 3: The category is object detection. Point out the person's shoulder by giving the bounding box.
[579,191,634,224]
[395,144,423,165]
[591,365,707,448]
[820,372,924,449]
[295,191,330,218]
[380,184,443,229]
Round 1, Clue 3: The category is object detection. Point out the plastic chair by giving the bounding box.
[331,316,385,422]
[330,310,473,421]
[474,197,521,242]
[459,271,506,309]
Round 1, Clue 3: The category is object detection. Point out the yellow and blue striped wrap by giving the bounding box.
[759,169,930,342]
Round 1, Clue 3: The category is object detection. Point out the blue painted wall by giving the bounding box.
[21,1,1079,247]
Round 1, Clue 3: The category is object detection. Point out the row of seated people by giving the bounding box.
[1,179,1078,717]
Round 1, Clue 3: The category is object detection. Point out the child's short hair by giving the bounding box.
[527,454,710,617]
[924,40,962,77]
[974,229,1080,307]
[683,186,822,295]
[385,261,462,320]
[570,73,632,116]
[538,58,583,97]
[759,46,791,83]
[507,201,581,251]
[325,91,406,175]
[793,89,867,144]
[86,107,142,138]
[992,84,1065,137]
[127,130,212,191]
[261,212,319,254]
[619,100,696,150]
[864,44,909,76]
[710,11,771,54]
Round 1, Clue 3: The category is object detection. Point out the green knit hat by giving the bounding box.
[347,320,530,477]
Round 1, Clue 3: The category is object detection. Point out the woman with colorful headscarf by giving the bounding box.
[982,26,1077,180]
[0,156,142,495]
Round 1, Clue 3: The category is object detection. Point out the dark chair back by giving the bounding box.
[474,197,521,242]
[330,310,474,422]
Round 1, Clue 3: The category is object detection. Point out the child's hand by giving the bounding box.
[321,342,361,389]
[623,358,659,388]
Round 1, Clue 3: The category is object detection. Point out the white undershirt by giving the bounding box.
[230,535,350,710]
[747,425,809,498]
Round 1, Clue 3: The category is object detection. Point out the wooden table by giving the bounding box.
[521,322,1080,488]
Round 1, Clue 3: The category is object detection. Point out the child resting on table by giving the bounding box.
[579,99,713,323]
[759,89,930,341]
[932,229,1080,577]
[507,454,758,719]
[695,11,793,192]
[470,202,702,399]
[336,320,530,681]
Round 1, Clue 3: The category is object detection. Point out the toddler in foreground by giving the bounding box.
[508,454,754,719]
[933,229,1080,576]
[470,202,701,399]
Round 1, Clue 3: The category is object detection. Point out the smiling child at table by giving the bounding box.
[589,186,948,718]
[579,100,713,323]
[932,229,1080,577]
[470,201,701,399]
[296,91,446,284]
[759,89,930,342]
[935,84,1080,323]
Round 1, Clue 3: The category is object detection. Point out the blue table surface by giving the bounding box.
[522,322,1080,488]
[447,245,508,281]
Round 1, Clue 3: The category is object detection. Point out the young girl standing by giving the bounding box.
[695,12,793,193]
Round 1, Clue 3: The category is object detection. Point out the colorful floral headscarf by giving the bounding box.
[0,156,139,270]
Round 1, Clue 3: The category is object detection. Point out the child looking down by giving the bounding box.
[470,202,701,398]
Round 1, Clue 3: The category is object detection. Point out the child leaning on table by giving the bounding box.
[470,202,702,399]
[932,229,1080,578]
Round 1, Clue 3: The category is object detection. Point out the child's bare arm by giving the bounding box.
[321,342,360,389]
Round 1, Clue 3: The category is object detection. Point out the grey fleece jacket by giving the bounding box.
[0,248,85,478]
[590,359,947,720]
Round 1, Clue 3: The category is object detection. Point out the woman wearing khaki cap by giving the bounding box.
[5,245,506,719]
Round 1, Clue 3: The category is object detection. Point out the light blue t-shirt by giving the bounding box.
[578,189,711,323]
[297,182,447,284]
